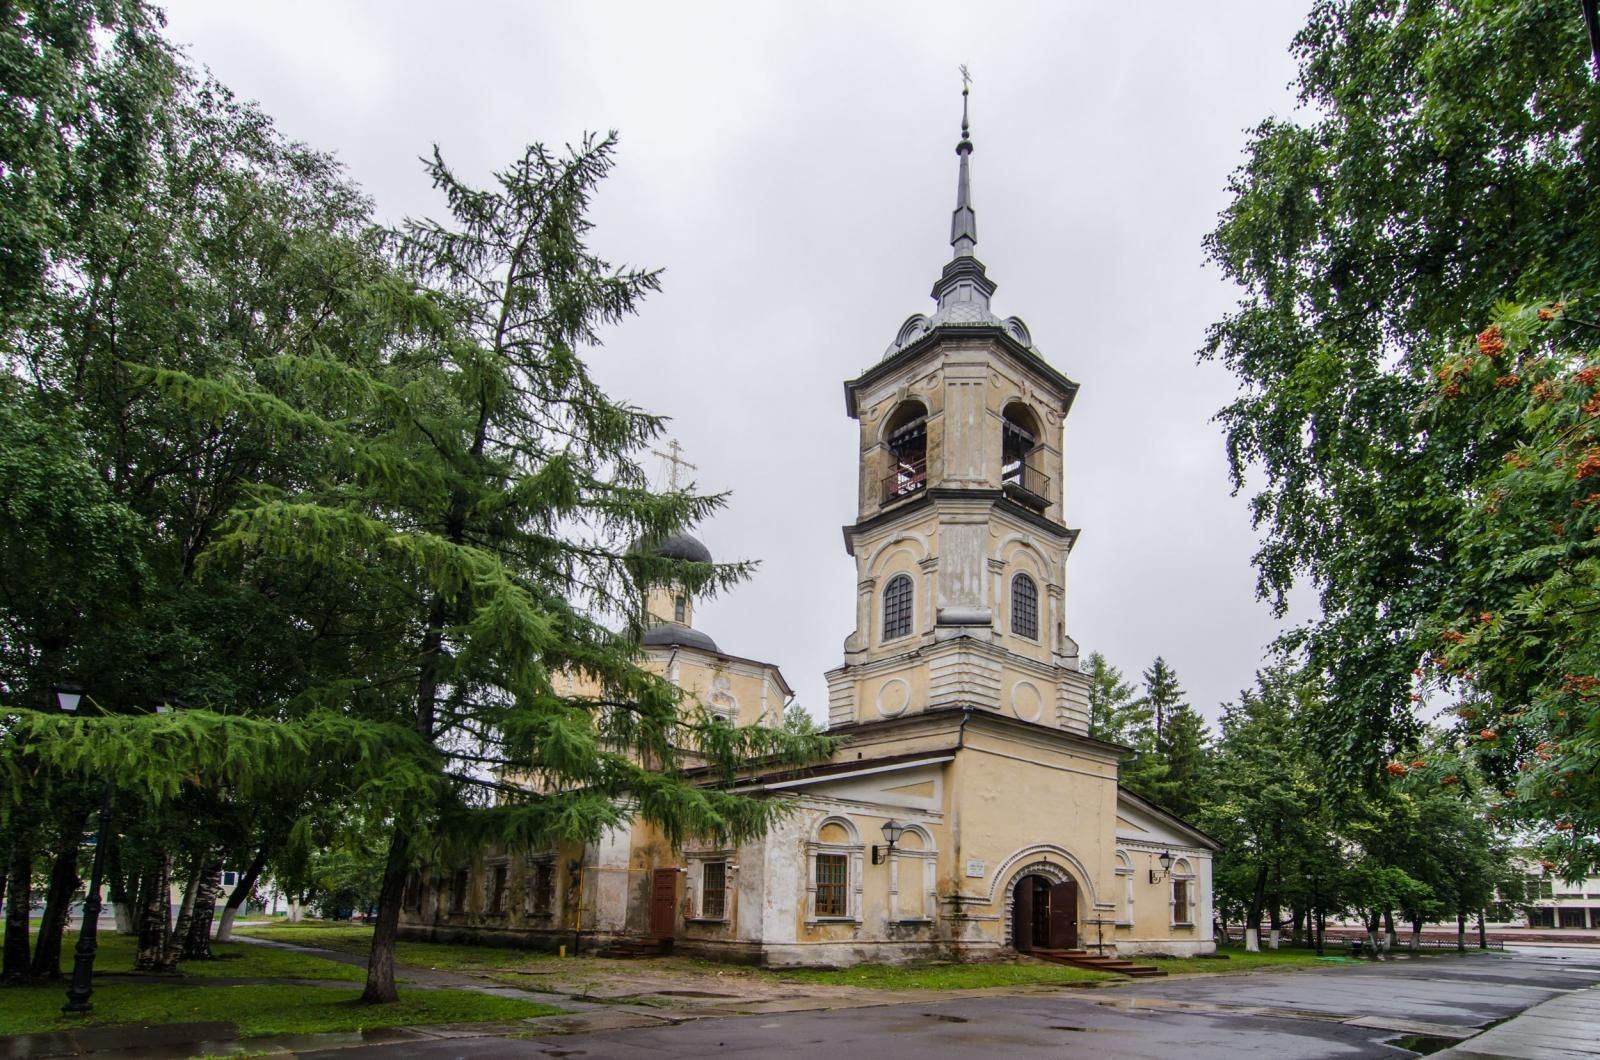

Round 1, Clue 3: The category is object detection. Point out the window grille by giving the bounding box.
[702,860,727,919]
[674,595,687,623]
[816,854,849,917]
[526,859,554,916]
[488,864,508,915]
[1012,574,1038,640]
[883,574,914,641]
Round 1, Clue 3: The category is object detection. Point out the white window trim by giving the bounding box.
[1170,859,1197,928]
[887,825,938,924]
[685,850,733,922]
[1114,850,1134,928]
[806,817,864,925]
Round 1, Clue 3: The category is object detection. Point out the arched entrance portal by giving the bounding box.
[1011,873,1078,952]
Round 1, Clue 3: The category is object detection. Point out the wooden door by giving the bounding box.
[1049,879,1078,950]
[650,868,678,939]
[1013,877,1034,952]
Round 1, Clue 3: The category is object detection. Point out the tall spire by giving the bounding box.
[950,66,977,258]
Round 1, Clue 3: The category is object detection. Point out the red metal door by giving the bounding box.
[650,869,678,939]
[1049,879,1079,950]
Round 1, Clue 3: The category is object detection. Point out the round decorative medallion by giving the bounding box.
[876,678,911,718]
[1012,680,1043,722]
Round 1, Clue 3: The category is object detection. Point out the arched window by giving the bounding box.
[673,595,687,623]
[882,574,914,641]
[882,401,928,503]
[1011,573,1038,640]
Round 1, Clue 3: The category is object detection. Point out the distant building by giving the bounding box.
[1492,861,1600,930]
[399,92,1216,965]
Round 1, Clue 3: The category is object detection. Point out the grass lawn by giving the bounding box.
[236,922,558,975]
[54,930,363,982]
[0,982,561,1038]
[1155,943,1347,975]
[774,961,1116,990]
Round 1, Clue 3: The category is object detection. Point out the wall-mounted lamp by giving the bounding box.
[1149,850,1175,884]
[53,682,84,713]
[872,819,906,865]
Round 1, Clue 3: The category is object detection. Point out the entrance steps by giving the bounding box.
[595,938,674,959]
[1031,947,1167,978]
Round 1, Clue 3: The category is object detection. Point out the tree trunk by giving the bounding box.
[1291,906,1305,948]
[2,841,32,979]
[162,856,204,971]
[1244,864,1268,953]
[287,897,303,923]
[107,837,134,934]
[1314,904,1326,957]
[361,591,448,1004]
[1383,908,1397,953]
[1411,915,1423,953]
[1365,909,1381,961]
[1477,911,1488,950]
[182,862,223,960]
[1456,910,1467,953]
[30,824,86,979]
[360,828,411,1004]
[216,848,268,943]
[134,855,171,972]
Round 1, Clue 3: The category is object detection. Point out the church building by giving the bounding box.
[399,92,1217,966]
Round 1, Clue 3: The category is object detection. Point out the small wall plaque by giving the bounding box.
[965,859,985,878]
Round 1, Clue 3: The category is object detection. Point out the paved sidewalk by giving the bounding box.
[1438,982,1600,1059]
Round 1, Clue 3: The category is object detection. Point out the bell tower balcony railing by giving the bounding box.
[1002,459,1050,510]
[882,457,928,505]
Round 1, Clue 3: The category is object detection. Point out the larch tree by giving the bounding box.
[171,137,837,1003]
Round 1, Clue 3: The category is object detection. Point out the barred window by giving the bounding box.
[674,595,687,623]
[526,859,554,916]
[816,853,849,917]
[487,863,508,915]
[702,860,727,919]
[1011,574,1038,640]
[883,574,914,641]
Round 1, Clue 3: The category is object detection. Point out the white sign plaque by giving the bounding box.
[965,859,985,879]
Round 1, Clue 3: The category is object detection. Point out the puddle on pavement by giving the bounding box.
[1384,1033,1458,1055]
[924,1013,969,1023]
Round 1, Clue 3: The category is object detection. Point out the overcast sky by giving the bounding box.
[158,1,1317,728]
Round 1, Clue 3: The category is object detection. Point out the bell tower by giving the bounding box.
[825,84,1090,735]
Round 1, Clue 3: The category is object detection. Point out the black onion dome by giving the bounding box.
[650,532,712,564]
[641,623,720,653]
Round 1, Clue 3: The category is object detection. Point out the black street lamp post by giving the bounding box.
[52,682,110,1016]
[62,782,111,1014]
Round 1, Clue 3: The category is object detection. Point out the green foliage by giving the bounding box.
[0,982,561,1037]
[1204,0,1600,789]
[1384,303,1600,871]
[1084,651,1144,745]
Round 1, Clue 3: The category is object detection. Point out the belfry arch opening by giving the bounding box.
[1001,402,1047,507]
[882,400,928,504]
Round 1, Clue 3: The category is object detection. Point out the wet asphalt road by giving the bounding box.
[302,945,1600,1059]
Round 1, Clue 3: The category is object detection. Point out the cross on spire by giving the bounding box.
[951,65,977,258]
[651,438,698,491]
